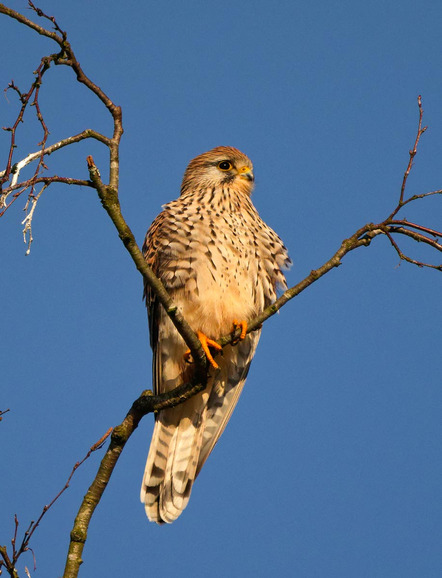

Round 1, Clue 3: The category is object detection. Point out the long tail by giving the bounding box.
[140,332,260,524]
[140,393,207,523]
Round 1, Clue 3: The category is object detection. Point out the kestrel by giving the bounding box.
[140,146,290,523]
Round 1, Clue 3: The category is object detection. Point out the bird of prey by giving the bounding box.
[140,146,290,523]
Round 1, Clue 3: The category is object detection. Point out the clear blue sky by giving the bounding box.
[1,1,442,576]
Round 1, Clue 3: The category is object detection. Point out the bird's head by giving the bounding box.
[180,146,254,197]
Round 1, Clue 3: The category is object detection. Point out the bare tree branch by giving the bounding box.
[0,428,112,578]
[0,129,110,192]
[1,3,441,578]
[0,2,64,42]
[395,95,427,210]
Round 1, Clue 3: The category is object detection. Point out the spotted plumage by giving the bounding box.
[140,146,290,523]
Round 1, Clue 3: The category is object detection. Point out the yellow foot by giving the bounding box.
[232,320,248,344]
[184,331,222,369]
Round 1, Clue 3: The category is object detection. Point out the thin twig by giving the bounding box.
[0,408,10,421]
[385,230,442,270]
[0,129,103,211]
[27,1,67,40]
[390,226,442,250]
[391,94,427,217]
[389,219,442,238]
[0,428,112,576]
[1,177,93,218]
[0,2,63,42]
[391,188,442,213]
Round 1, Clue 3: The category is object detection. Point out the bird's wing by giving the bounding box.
[142,215,209,523]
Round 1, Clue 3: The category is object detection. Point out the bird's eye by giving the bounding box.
[218,160,233,171]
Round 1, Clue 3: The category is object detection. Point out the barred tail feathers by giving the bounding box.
[140,396,207,524]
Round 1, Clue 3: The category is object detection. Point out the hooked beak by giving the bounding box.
[238,165,254,182]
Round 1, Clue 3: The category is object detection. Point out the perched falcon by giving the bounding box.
[140,146,290,523]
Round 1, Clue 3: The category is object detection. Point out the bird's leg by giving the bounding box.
[184,331,222,369]
[231,320,247,344]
